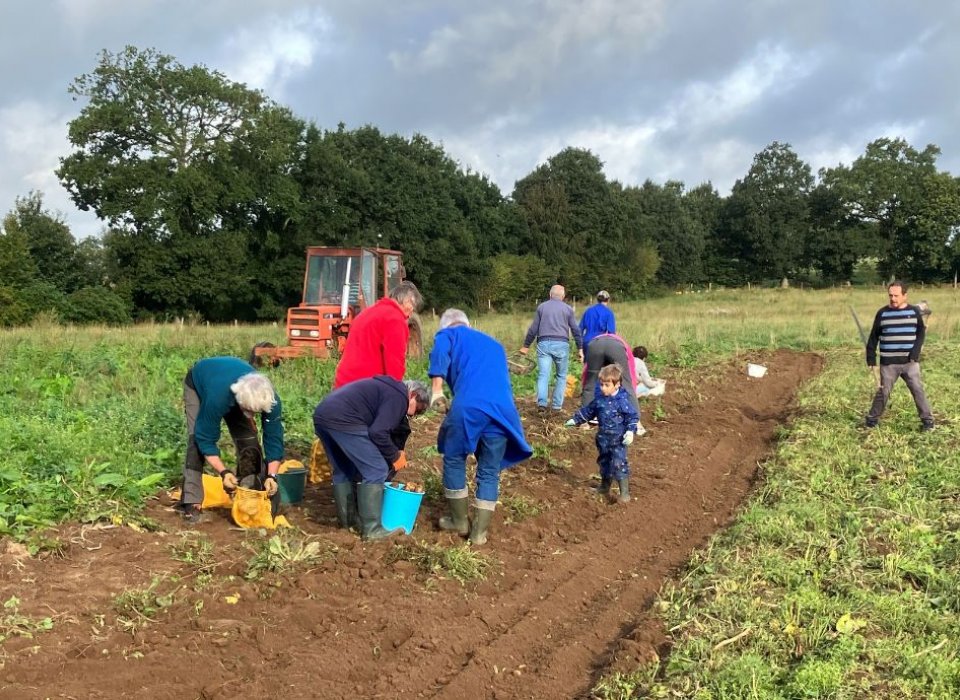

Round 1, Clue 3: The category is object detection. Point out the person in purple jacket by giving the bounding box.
[519,284,583,411]
[314,376,430,540]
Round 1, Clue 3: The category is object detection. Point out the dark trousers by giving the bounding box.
[315,426,390,485]
[867,362,934,424]
[181,374,264,506]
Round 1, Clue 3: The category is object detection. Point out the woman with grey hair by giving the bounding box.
[177,357,285,524]
[313,376,430,540]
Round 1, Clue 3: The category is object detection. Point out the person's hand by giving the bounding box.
[635,423,647,437]
[578,349,584,363]
[263,475,278,497]
[220,469,238,492]
[393,451,408,471]
[519,347,529,356]
[564,418,576,428]
[430,392,446,409]
[622,431,634,446]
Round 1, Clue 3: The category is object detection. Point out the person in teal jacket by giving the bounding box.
[429,309,532,545]
[177,357,285,523]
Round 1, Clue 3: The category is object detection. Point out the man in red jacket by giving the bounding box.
[333,281,423,389]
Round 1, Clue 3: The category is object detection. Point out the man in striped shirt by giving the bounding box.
[864,281,934,431]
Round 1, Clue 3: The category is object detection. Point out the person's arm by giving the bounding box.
[382,320,410,381]
[865,309,882,366]
[522,308,542,350]
[428,332,451,405]
[368,395,406,463]
[910,308,925,362]
[637,360,658,389]
[260,395,284,475]
[606,309,616,335]
[621,393,639,433]
[568,307,583,350]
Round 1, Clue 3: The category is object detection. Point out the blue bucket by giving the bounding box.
[381,483,424,535]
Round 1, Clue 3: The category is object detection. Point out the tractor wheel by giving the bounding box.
[249,341,279,368]
[407,314,424,358]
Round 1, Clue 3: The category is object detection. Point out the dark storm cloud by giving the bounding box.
[1,0,959,235]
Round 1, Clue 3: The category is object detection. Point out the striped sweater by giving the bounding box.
[866,305,926,366]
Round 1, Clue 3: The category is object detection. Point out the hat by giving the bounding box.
[597,290,611,302]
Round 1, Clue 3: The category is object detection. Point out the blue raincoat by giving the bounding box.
[429,326,532,471]
[572,387,639,480]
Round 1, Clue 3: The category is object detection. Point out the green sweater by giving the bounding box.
[190,357,284,462]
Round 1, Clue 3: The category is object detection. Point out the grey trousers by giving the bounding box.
[580,336,641,415]
[866,362,934,424]
[181,375,264,506]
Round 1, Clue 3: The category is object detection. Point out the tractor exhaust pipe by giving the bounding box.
[340,257,352,319]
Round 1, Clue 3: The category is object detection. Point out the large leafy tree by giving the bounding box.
[820,138,960,281]
[718,142,813,282]
[58,46,305,319]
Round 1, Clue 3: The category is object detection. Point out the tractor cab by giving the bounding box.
[253,247,409,363]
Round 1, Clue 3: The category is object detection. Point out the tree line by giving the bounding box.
[2,46,959,326]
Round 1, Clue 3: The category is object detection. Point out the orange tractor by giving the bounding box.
[252,246,422,365]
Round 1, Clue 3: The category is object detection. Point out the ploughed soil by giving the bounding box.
[0,350,822,700]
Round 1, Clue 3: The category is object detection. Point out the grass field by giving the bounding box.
[1,286,958,696]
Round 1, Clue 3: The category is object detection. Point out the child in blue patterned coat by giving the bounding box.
[565,364,639,502]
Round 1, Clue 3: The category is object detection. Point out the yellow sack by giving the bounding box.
[564,374,579,399]
[231,487,281,529]
[201,474,233,510]
[309,439,332,485]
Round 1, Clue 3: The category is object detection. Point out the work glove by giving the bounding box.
[263,475,278,497]
[635,423,647,437]
[220,469,238,493]
[392,451,408,471]
[430,392,446,409]
[622,431,634,446]
[564,418,577,427]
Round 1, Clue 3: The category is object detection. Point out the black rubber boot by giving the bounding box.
[618,478,631,503]
[595,477,611,496]
[439,497,470,536]
[356,483,403,541]
[332,482,359,530]
[469,502,496,546]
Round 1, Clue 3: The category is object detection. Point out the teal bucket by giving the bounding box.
[381,483,424,535]
[276,469,307,504]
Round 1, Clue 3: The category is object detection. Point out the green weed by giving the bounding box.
[243,531,332,581]
[500,493,544,523]
[113,576,179,634]
[0,596,54,644]
[386,541,490,583]
[169,533,216,576]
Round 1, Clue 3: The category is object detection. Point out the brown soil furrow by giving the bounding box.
[0,350,822,700]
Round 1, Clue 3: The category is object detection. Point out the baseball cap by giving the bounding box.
[597,290,611,302]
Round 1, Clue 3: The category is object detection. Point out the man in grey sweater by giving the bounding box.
[520,285,584,411]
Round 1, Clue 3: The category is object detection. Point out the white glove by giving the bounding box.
[635,423,647,437]
[564,418,576,427]
[622,431,634,446]
[430,392,446,408]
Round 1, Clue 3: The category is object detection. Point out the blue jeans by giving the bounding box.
[536,340,569,409]
[441,422,508,502]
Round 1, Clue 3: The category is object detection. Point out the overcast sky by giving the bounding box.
[2,0,959,239]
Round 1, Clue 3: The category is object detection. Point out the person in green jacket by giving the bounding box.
[177,357,285,523]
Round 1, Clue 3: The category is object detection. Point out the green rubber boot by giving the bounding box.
[356,483,403,541]
[595,477,611,496]
[332,481,359,531]
[438,497,470,536]
[469,500,496,546]
[617,478,631,503]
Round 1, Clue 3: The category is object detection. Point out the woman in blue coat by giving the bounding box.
[429,309,532,545]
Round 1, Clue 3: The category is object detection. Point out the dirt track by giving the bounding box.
[0,349,822,700]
